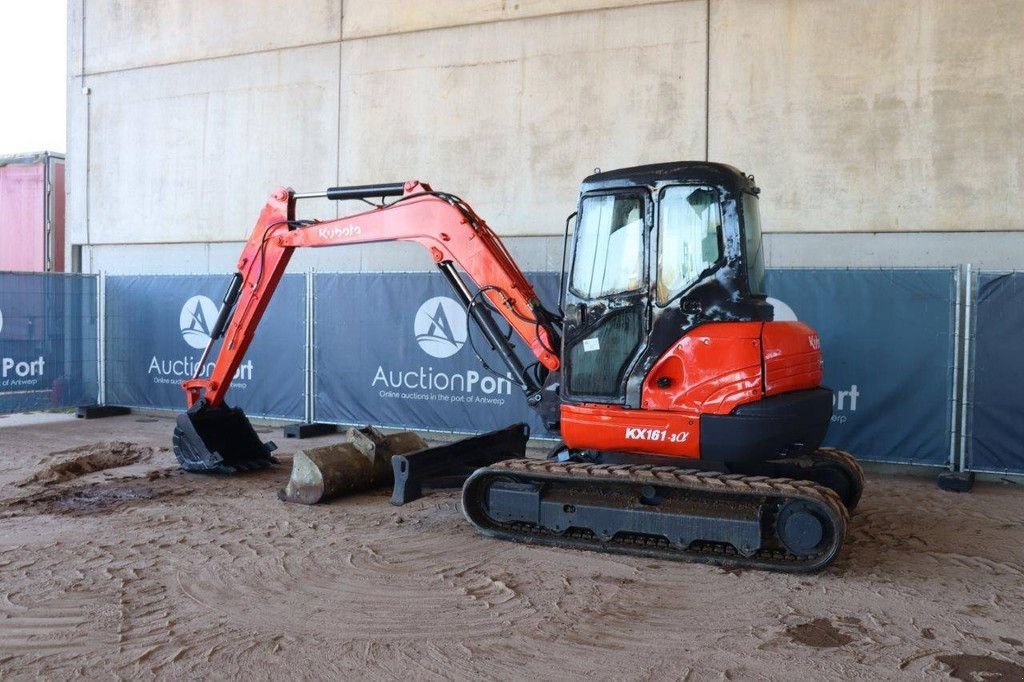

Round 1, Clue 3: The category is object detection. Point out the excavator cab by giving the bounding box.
[561,162,771,408]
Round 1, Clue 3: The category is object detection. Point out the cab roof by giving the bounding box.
[580,161,757,195]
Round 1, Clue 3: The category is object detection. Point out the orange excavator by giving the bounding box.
[173,162,863,572]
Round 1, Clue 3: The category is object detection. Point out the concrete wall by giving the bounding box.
[710,0,1024,234]
[67,0,1024,274]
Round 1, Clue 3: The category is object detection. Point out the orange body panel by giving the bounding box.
[561,404,702,458]
[761,321,823,396]
[641,322,763,415]
[560,321,824,458]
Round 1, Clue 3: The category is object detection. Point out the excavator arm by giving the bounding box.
[182,180,561,410]
[172,180,562,475]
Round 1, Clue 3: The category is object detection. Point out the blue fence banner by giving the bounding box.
[764,268,956,466]
[104,274,305,419]
[968,272,1024,474]
[0,272,99,413]
[314,272,560,436]
[8,267,961,472]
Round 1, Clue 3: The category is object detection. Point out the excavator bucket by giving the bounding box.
[278,424,529,506]
[278,426,428,504]
[172,401,278,474]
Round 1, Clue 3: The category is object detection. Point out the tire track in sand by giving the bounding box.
[0,585,120,658]
[105,487,668,678]
[171,527,536,641]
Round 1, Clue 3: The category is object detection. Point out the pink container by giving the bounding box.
[0,152,65,272]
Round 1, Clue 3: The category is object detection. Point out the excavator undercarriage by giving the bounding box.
[463,458,849,572]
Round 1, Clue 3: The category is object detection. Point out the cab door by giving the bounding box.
[562,190,649,404]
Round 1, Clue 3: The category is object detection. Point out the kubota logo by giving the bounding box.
[318,224,362,240]
[179,295,219,350]
[414,296,467,358]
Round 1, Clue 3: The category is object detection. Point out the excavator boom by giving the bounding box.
[184,181,560,410]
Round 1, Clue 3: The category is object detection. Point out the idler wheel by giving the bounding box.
[775,500,830,556]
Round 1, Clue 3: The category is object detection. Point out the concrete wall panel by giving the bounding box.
[67,0,1024,274]
[87,233,567,274]
[82,0,342,74]
[85,44,339,246]
[709,0,1024,233]
[66,1,88,269]
[765,231,1024,269]
[69,0,83,78]
[342,0,670,39]
[87,229,1024,275]
[339,2,708,237]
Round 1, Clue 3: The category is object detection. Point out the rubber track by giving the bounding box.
[817,447,866,482]
[463,459,850,573]
[814,447,866,510]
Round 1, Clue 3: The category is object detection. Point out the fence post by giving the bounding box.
[958,263,973,472]
[75,270,129,418]
[97,270,106,406]
[947,266,960,470]
[306,268,315,424]
[938,263,976,491]
[281,269,337,438]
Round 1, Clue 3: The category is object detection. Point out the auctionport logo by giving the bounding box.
[179,295,219,349]
[0,306,46,385]
[414,296,467,359]
[371,294,512,404]
[148,295,252,386]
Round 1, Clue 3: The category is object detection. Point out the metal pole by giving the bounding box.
[948,266,962,471]
[305,269,315,423]
[96,270,106,405]
[958,263,973,472]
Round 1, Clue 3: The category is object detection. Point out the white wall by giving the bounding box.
[710,0,1024,234]
[67,0,1024,274]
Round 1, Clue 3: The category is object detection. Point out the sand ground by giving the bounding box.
[1,413,1023,681]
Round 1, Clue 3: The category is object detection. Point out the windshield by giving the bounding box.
[657,185,722,304]
[570,194,644,298]
[742,193,765,294]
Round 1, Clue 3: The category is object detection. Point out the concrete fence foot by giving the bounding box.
[283,422,338,439]
[937,470,975,493]
[75,405,132,419]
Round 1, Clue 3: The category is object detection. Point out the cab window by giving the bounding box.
[657,186,722,304]
[742,192,766,294]
[570,194,644,299]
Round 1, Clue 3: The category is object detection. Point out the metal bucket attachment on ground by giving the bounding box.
[172,401,278,474]
[278,426,428,505]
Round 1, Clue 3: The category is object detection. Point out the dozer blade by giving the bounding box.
[390,423,529,506]
[172,401,278,474]
[278,426,427,505]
